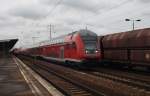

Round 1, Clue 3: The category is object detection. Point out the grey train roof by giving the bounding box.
[69,29,97,37]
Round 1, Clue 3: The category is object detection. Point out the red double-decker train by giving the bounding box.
[13,28,150,68]
[15,29,100,66]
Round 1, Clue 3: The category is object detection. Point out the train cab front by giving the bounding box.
[79,30,101,63]
[84,49,100,60]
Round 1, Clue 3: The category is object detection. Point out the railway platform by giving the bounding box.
[0,56,34,96]
[0,38,35,96]
[0,39,62,96]
[0,55,64,96]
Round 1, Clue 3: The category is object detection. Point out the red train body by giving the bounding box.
[18,29,100,64]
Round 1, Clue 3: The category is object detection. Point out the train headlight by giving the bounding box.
[85,50,89,54]
[95,50,99,53]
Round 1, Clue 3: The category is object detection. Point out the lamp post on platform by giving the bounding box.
[125,19,141,31]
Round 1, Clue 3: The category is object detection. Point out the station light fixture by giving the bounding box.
[125,18,141,31]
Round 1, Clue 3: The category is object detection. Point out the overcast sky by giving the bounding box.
[0,0,150,47]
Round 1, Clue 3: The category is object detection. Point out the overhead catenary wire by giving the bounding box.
[29,0,63,28]
[27,0,63,42]
[44,0,63,19]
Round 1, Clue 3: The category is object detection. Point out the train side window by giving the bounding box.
[71,42,76,48]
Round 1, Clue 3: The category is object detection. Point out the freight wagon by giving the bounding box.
[99,28,150,68]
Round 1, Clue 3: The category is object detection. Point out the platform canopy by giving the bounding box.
[0,39,18,52]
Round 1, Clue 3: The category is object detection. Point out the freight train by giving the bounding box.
[14,29,100,66]
[99,28,150,68]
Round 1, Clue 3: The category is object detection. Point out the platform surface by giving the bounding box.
[0,56,34,96]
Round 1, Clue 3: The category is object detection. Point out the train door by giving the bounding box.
[60,46,64,59]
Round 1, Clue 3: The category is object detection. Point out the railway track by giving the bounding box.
[33,66,97,96]
[85,67,150,91]
[18,55,150,96]
[21,58,103,96]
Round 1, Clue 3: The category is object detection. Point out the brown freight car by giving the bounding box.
[99,28,150,67]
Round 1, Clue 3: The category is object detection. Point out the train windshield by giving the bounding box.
[82,37,97,50]
[79,30,98,50]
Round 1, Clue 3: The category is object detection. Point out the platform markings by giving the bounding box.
[14,57,43,96]
[14,57,64,96]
